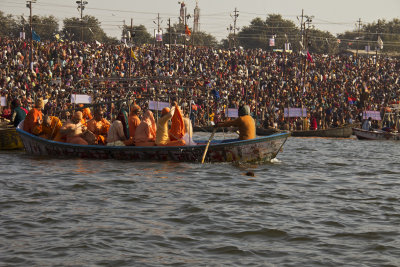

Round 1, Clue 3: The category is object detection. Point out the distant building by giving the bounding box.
[193,1,200,32]
[179,2,185,24]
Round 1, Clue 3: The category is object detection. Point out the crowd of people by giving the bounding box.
[1,37,400,137]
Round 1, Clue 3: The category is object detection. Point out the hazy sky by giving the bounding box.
[1,0,399,40]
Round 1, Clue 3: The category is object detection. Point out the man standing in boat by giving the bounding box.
[216,105,256,140]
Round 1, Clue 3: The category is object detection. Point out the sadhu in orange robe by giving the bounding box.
[134,110,157,146]
[32,116,64,142]
[87,116,111,145]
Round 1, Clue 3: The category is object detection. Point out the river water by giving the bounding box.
[1,133,399,266]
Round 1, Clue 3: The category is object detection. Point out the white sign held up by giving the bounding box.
[71,94,92,104]
[148,100,170,111]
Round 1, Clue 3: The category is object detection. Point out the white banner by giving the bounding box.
[71,94,92,104]
[148,100,169,111]
[284,108,307,118]
[0,96,6,107]
[269,38,275,47]
[225,108,238,118]
[363,111,381,120]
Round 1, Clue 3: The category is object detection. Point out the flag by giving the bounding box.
[307,51,313,63]
[55,34,60,40]
[95,40,102,46]
[185,25,191,36]
[130,48,138,61]
[32,30,41,42]
[377,36,383,49]
[284,43,290,51]
[337,39,341,44]
[269,38,275,47]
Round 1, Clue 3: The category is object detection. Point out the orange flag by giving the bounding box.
[185,25,191,36]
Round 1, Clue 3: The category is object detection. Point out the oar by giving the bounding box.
[201,127,217,164]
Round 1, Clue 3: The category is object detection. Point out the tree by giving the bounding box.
[307,29,338,54]
[122,24,153,45]
[62,15,108,43]
[0,11,18,38]
[31,15,59,41]
[235,15,299,50]
[337,19,400,53]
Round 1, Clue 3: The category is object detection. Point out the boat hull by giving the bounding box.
[16,126,289,163]
[291,124,357,138]
[352,128,400,140]
[0,124,24,150]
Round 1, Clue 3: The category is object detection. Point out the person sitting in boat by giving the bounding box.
[216,105,255,140]
[10,99,28,127]
[32,114,64,142]
[155,102,186,146]
[23,98,44,134]
[134,110,157,146]
[87,109,111,145]
[106,116,127,146]
[81,107,93,126]
[124,104,141,146]
[182,116,196,146]
[60,111,89,145]
[362,117,372,131]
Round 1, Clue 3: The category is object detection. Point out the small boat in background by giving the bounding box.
[0,122,24,150]
[290,124,358,138]
[352,128,400,140]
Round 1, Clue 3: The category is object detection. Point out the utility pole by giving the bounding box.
[153,13,162,47]
[183,7,190,67]
[168,18,171,71]
[375,19,381,65]
[231,8,239,48]
[76,0,88,42]
[129,18,133,78]
[356,18,362,59]
[26,0,35,71]
[227,24,233,49]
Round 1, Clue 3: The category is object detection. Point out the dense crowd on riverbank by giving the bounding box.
[1,37,400,131]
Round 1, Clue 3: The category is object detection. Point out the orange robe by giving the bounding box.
[135,111,156,146]
[87,118,110,145]
[32,116,64,141]
[155,108,185,146]
[169,106,185,141]
[125,114,141,146]
[23,108,43,134]
[219,115,256,140]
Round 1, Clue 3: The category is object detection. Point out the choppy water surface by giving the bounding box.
[1,134,399,266]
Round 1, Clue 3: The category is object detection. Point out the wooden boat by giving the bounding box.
[0,122,24,150]
[352,128,400,140]
[194,126,279,136]
[16,122,290,163]
[193,125,237,133]
[256,127,280,136]
[290,124,359,138]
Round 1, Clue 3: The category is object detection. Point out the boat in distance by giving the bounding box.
[16,122,290,163]
[290,124,358,138]
[0,122,24,150]
[352,127,400,140]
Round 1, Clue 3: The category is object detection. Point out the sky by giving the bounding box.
[1,0,399,40]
